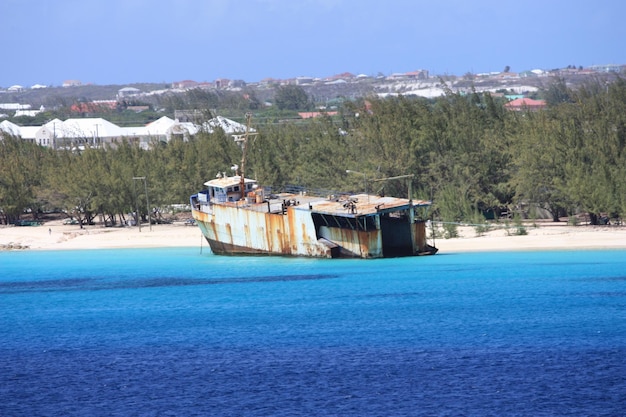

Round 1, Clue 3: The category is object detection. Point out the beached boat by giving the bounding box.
[190,117,437,258]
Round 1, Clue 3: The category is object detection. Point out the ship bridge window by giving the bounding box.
[210,187,228,202]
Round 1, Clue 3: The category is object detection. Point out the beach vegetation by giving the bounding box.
[2,78,626,228]
[507,214,528,236]
[472,214,491,237]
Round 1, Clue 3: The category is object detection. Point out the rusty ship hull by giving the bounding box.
[190,176,437,259]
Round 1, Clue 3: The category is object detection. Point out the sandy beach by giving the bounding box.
[0,220,207,251]
[432,222,626,253]
[1,219,626,253]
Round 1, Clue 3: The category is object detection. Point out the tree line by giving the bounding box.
[1,78,625,228]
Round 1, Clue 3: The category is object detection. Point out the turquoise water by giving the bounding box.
[1,248,625,416]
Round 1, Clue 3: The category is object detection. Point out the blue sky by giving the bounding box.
[3,0,625,87]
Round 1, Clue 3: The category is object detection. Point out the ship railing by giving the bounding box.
[282,184,352,199]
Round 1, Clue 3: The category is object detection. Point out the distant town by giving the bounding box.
[2,63,623,95]
[1,63,624,149]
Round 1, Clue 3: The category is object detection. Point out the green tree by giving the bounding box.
[51,149,96,227]
[544,77,574,106]
[561,78,626,222]
[510,110,570,221]
[0,136,47,224]
[274,85,312,111]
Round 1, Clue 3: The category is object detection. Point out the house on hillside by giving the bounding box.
[387,73,409,80]
[0,103,31,111]
[587,64,624,73]
[406,70,429,80]
[63,80,82,87]
[172,80,198,89]
[496,72,520,80]
[71,101,117,115]
[172,80,215,90]
[14,105,45,118]
[295,76,315,85]
[117,87,141,99]
[258,78,277,87]
[214,79,230,89]
[328,72,355,81]
[298,111,338,119]
[174,109,206,123]
[228,80,246,88]
[504,98,546,111]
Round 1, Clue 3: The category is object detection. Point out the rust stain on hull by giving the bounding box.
[193,205,436,258]
[191,178,437,259]
[193,205,336,258]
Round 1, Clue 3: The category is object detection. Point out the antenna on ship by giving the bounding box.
[234,113,258,200]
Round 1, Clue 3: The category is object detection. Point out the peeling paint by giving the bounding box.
[190,179,437,258]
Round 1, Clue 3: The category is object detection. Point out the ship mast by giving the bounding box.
[235,113,256,200]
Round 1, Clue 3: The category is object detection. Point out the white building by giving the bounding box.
[0,103,31,111]
[117,87,141,99]
[0,115,247,149]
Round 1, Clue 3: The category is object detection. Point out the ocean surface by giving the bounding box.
[1,247,625,416]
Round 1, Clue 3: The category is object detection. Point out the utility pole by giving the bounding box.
[370,174,414,202]
[132,177,140,232]
[346,169,369,202]
[132,176,152,232]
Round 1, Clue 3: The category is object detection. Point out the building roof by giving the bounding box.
[14,110,41,117]
[202,115,251,134]
[59,118,125,138]
[0,103,31,110]
[18,126,39,139]
[120,126,148,137]
[2,115,247,145]
[504,97,546,110]
[145,116,176,134]
[144,116,199,137]
[298,111,338,119]
[205,175,257,188]
[0,120,21,135]
[44,118,64,128]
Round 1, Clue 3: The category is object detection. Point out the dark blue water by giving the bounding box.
[1,248,625,416]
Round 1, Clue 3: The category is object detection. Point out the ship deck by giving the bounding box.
[228,192,431,218]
